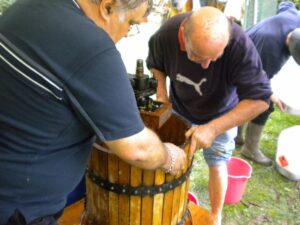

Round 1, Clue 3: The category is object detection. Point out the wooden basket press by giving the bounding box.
[85,108,192,225]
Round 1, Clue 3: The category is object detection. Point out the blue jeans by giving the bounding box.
[172,110,237,166]
[203,127,237,166]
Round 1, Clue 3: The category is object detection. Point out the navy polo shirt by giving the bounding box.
[0,0,144,223]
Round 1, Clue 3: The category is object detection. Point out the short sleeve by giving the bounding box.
[146,33,165,72]
[67,48,144,141]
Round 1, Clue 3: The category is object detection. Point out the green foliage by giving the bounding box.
[190,108,300,224]
[0,0,17,15]
[291,0,300,9]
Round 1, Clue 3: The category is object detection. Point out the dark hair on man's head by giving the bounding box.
[89,0,153,16]
[288,28,300,65]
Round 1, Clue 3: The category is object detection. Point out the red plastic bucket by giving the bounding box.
[224,157,252,204]
[188,191,199,205]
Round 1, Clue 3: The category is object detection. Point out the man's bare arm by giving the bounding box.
[186,99,269,154]
[150,68,169,103]
[105,127,186,175]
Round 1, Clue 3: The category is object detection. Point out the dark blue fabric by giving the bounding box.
[147,13,272,124]
[0,0,144,223]
[66,177,85,206]
[5,209,62,225]
[246,1,300,79]
[246,1,300,125]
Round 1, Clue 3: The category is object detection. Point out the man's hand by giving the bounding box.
[271,94,286,112]
[185,124,217,157]
[162,143,187,176]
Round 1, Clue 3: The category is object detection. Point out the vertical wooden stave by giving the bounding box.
[161,173,175,225]
[141,170,155,225]
[108,154,119,225]
[170,172,183,225]
[152,170,166,225]
[85,150,95,220]
[177,143,191,223]
[98,149,109,225]
[94,149,102,223]
[130,166,142,225]
[91,148,100,221]
[118,160,130,225]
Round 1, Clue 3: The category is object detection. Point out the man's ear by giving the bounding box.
[98,0,114,21]
[286,31,292,47]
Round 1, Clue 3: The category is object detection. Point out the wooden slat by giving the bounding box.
[98,150,109,225]
[170,171,183,225]
[141,170,155,225]
[108,154,119,225]
[152,170,166,225]
[130,166,142,225]
[118,160,130,225]
[177,181,187,221]
[86,149,98,220]
[178,143,191,222]
[182,143,192,218]
[161,173,174,225]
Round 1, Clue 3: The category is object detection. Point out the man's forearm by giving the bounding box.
[150,68,169,102]
[106,127,167,169]
[207,99,269,137]
[105,127,186,175]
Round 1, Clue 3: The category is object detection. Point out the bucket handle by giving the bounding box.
[228,174,252,180]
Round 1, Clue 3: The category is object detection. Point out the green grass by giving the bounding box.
[189,109,300,225]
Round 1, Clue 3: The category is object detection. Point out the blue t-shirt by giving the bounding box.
[147,13,272,124]
[246,1,300,78]
[0,0,144,223]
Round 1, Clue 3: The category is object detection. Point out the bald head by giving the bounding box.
[183,7,230,68]
[185,7,230,45]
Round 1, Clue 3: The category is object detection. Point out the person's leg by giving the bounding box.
[234,123,246,145]
[208,164,227,224]
[241,103,273,166]
[203,127,237,225]
[241,122,272,166]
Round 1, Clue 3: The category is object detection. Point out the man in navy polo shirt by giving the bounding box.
[238,1,300,166]
[146,7,271,224]
[0,0,187,224]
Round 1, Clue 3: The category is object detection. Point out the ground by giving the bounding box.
[190,109,300,225]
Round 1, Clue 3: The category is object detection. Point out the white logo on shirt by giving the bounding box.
[176,74,207,96]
